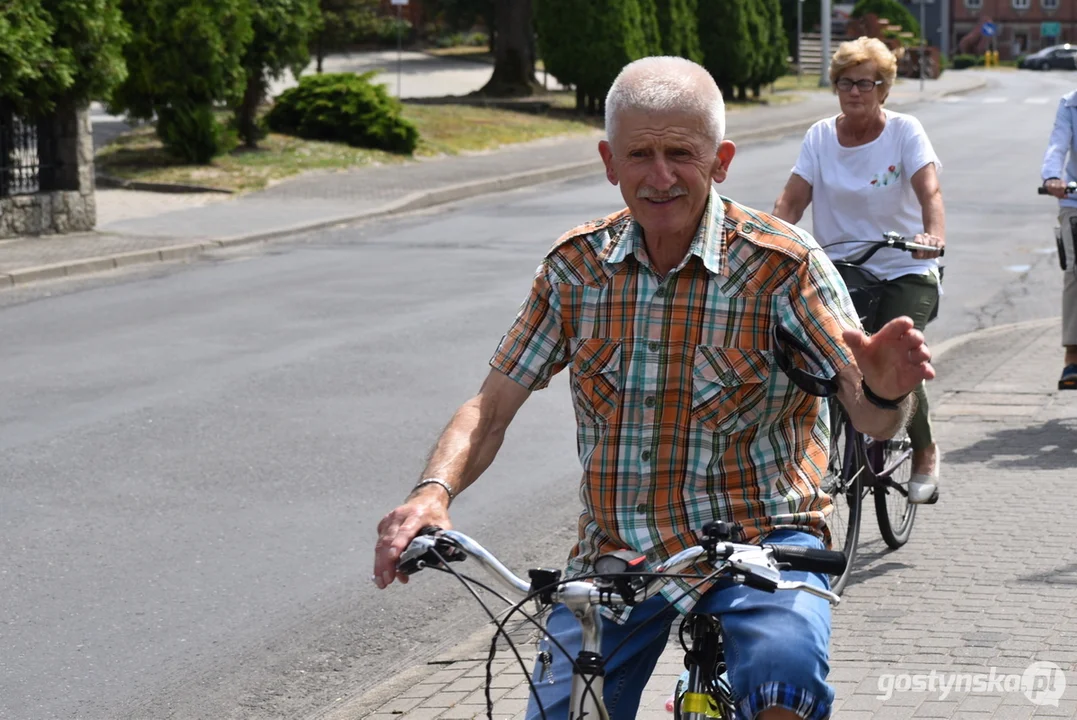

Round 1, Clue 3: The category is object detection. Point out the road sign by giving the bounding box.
[982,22,997,38]
[1042,21,1062,38]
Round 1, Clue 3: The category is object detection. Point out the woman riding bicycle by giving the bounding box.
[773,36,945,505]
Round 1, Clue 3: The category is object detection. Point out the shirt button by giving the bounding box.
[641,450,651,462]
[648,341,659,352]
[655,286,666,298]
[645,396,656,408]
[636,503,647,514]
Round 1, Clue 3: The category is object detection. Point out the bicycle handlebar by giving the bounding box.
[830,232,944,268]
[1038,182,1077,196]
[397,526,844,609]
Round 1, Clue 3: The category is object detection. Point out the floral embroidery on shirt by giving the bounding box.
[869,162,903,188]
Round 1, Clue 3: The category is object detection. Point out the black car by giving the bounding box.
[1020,44,1077,71]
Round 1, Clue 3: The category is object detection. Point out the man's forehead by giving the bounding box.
[614,109,708,139]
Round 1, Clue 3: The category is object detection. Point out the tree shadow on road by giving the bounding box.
[1017,561,1077,586]
[943,418,1077,472]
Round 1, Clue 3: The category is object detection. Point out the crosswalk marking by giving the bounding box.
[932,95,1054,105]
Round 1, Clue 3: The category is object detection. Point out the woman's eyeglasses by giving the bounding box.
[835,78,883,93]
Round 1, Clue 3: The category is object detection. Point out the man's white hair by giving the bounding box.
[604,56,725,151]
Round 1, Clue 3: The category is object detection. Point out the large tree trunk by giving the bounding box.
[476,0,541,97]
[237,73,267,149]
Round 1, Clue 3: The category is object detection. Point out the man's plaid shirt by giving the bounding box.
[490,188,860,617]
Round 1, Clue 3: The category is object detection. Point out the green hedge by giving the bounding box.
[265,72,419,153]
[951,54,984,70]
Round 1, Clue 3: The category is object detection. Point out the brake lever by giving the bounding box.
[727,552,782,593]
[776,580,841,606]
[397,527,467,575]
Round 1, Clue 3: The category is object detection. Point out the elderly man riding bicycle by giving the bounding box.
[373,56,935,720]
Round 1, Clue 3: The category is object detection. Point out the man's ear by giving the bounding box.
[711,140,737,184]
[599,140,618,186]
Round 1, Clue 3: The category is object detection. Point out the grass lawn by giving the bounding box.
[95,103,599,194]
[95,73,819,195]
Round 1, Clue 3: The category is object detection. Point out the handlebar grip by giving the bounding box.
[397,526,465,575]
[766,544,848,576]
[1039,187,1050,195]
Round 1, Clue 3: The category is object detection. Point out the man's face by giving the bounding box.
[599,109,735,242]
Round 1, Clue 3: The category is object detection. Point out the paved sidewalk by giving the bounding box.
[0,72,989,288]
[322,317,1077,720]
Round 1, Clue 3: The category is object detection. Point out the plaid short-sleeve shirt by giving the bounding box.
[489,188,860,617]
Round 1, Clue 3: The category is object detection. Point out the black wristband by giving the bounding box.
[860,379,909,410]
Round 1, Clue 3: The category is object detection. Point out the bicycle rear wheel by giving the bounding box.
[866,429,917,548]
[819,399,863,596]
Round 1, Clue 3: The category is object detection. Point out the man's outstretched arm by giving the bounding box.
[373,369,531,588]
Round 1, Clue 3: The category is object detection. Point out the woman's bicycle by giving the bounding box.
[397,522,846,720]
[773,232,944,595]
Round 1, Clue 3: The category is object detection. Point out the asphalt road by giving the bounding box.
[2,69,1073,720]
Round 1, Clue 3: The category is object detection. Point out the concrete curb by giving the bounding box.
[3,76,989,290]
[96,173,235,195]
[305,620,512,720]
[930,316,1060,362]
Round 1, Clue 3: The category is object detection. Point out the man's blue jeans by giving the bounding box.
[525,530,834,720]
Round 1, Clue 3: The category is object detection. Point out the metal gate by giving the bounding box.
[0,106,56,198]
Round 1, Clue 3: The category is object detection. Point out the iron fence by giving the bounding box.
[0,106,56,198]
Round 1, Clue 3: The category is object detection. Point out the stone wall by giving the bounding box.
[0,104,96,239]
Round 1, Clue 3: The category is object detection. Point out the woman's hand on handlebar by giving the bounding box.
[911,232,944,259]
[373,489,452,589]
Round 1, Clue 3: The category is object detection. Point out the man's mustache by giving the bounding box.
[636,186,688,200]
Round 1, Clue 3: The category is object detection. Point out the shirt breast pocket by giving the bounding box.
[867,164,905,215]
[691,346,772,434]
[571,338,623,427]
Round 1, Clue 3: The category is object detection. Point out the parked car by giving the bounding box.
[1019,44,1077,71]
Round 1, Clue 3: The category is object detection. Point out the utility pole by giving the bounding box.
[396,2,403,98]
[820,0,832,88]
[919,0,926,92]
[797,0,804,84]
[940,0,950,58]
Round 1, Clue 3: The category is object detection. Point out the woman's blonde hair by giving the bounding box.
[829,36,900,96]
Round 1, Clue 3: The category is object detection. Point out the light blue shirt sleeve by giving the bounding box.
[1042,97,1073,182]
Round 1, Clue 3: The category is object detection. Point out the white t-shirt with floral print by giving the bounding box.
[792,109,942,282]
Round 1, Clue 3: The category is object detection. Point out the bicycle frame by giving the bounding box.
[566,602,607,720]
[676,614,734,719]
